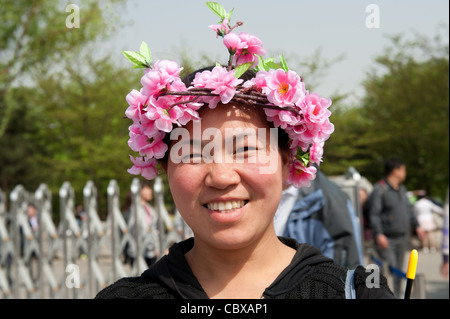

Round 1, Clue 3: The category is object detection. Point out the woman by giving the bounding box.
[96,2,394,299]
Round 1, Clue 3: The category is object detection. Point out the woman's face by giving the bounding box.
[167,103,289,250]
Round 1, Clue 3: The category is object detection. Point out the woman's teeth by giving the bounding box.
[206,200,246,213]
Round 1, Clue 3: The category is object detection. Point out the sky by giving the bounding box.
[105,0,449,105]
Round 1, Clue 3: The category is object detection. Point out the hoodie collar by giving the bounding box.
[142,237,331,299]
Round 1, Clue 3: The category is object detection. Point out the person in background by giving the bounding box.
[367,157,424,297]
[413,190,443,253]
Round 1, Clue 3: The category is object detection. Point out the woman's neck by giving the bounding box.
[185,229,295,299]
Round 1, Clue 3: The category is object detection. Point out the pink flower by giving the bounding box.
[298,92,334,142]
[264,108,300,129]
[127,155,158,180]
[223,32,243,54]
[192,66,243,108]
[209,18,230,37]
[141,60,183,97]
[141,69,171,97]
[300,92,332,125]
[309,139,325,164]
[287,160,317,188]
[243,70,269,90]
[153,60,183,77]
[145,96,184,132]
[128,126,168,159]
[125,89,148,122]
[234,32,267,67]
[265,69,305,107]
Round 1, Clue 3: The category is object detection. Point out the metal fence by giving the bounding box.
[0,177,189,299]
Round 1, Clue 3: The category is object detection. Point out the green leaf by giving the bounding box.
[266,61,282,70]
[122,50,149,68]
[279,53,289,72]
[226,8,234,20]
[295,148,310,167]
[255,56,265,72]
[131,64,147,69]
[139,41,152,63]
[234,62,254,79]
[206,2,227,20]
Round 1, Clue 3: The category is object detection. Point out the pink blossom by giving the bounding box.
[264,108,300,129]
[145,96,184,132]
[192,66,243,108]
[128,126,168,159]
[298,92,334,142]
[223,32,243,54]
[234,32,267,67]
[264,69,305,107]
[125,89,148,122]
[287,160,317,188]
[209,18,230,37]
[127,155,158,180]
[153,60,183,77]
[243,70,269,90]
[140,69,171,97]
[309,139,325,164]
[300,92,332,125]
[140,60,183,97]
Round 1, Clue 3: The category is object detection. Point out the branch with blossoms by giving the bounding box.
[121,2,335,188]
[163,87,301,115]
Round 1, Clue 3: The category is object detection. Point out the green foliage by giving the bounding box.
[325,31,449,199]
[122,42,152,69]
[206,2,233,22]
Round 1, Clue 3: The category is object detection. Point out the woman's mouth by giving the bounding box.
[202,200,249,223]
[204,200,248,213]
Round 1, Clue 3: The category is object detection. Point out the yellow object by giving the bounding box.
[406,249,418,279]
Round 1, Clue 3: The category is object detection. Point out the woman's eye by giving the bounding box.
[182,153,202,162]
[235,146,257,154]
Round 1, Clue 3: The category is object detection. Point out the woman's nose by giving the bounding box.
[204,163,241,190]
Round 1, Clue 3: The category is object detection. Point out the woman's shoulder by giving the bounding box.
[94,275,175,299]
[289,261,395,299]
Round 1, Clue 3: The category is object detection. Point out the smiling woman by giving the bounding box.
[95,2,395,300]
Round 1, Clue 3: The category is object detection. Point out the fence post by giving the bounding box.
[84,180,107,298]
[35,183,61,298]
[107,179,128,282]
[0,188,13,297]
[9,185,35,298]
[59,181,82,298]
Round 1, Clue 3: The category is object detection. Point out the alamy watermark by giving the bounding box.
[169,121,279,175]
[65,263,80,288]
[365,4,380,29]
[65,4,80,29]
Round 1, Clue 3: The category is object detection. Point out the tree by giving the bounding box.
[0,0,123,138]
[327,29,449,199]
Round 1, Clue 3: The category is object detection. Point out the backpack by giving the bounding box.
[362,179,387,230]
[284,170,364,269]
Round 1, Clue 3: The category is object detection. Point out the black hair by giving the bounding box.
[384,157,405,176]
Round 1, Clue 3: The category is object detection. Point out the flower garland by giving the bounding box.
[123,2,334,188]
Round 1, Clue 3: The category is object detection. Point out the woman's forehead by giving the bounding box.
[193,103,270,130]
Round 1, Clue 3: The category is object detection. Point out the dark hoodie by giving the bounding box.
[95,237,394,299]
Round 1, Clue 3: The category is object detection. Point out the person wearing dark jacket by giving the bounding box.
[96,237,394,299]
[99,7,395,298]
[367,158,424,297]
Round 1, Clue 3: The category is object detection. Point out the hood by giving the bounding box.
[141,238,208,299]
[263,237,332,298]
[141,237,332,299]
